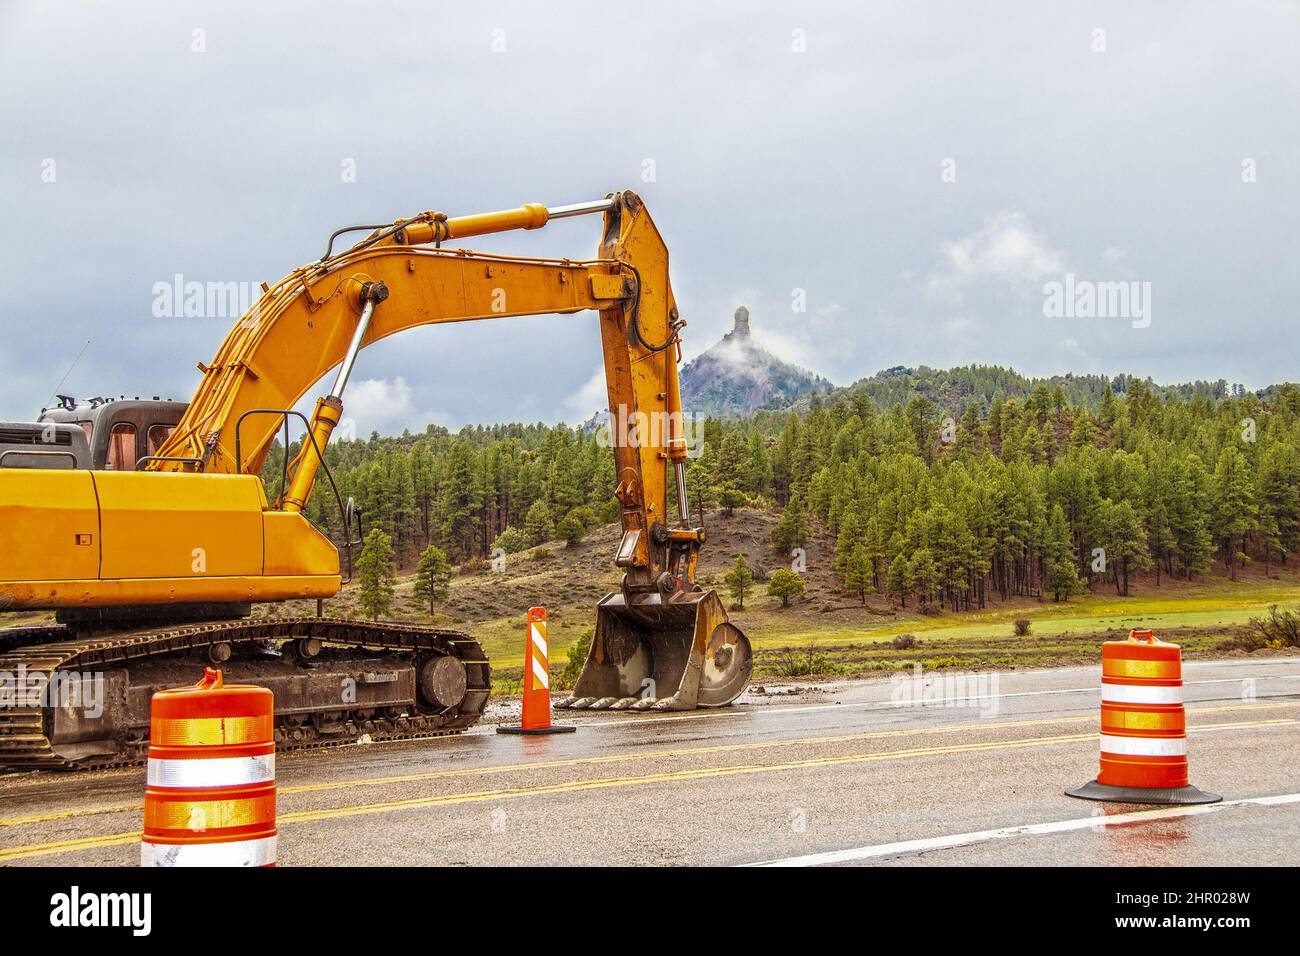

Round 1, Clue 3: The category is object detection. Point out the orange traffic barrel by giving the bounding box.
[1067,629,1220,805]
[497,607,575,736]
[141,667,278,866]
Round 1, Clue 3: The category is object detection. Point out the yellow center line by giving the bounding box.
[0,715,1294,864]
[2,699,1296,830]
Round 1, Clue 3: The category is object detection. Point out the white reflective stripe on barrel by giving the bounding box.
[147,753,275,788]
[1100,683,1183,705]
[141,835,277,868]
[1099,734,1187,757]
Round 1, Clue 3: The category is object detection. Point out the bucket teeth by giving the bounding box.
[555,696,577,709]
[609,697,639,710]
[567,697,598,709]
[629,697,657,711]
[652,695,692,712]
[589,696,620,710]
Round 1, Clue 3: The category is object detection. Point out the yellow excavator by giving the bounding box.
[0,190,752,768]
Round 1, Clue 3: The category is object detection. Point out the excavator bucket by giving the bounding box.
[557,589,752,711]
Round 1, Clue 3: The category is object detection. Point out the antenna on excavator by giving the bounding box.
[46,338,91,411]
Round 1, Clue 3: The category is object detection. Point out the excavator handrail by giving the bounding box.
[235,406,356,582]
[135,455,203,471]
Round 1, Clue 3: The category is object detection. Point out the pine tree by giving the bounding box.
[744,431,771,496]
[724,554,754,609]
[1045,505,1083,601]
[357,529,397,620]
[524,499,554,545]
[1070,413,1098,448]
[718,430,747,479]
[844,544,875,604]
[772,494,809,552]
[1257,443,1299,567]
[907,549,938,609]
[833,511,861,574]
[412,543,451,615]
[1099,382,1119,427]
[684,442,719,524]
[1212,446,1259,580]
[718,483,747,517]
[1167,454,1213,578]
[1099,500,1152,595]
[438,440,484,560]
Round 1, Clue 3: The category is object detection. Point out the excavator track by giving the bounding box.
[0,617,490,771]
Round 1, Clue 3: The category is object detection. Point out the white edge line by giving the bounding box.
[745,793,1300,867]
[579,673,1300,728]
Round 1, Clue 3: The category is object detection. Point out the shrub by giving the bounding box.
[925,655,962,669]
[557,628,593,689]
[491,526,529,555]
[891,634,917,650]
[767,568,806,608]
[556,512,586,547]
[771,645,830,677]
[1014,618,1032,636]
[1244,605,1300,648]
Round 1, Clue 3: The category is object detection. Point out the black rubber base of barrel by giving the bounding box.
[1065,779,1221,805]
[496,724,576,735]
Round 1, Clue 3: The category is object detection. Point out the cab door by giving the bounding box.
[0,469,100,581]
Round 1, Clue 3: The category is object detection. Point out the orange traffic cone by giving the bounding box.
[498,607,575,736]
[141,668,278,866]
[1067,629,1219,805]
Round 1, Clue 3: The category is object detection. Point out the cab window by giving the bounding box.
[107,423,137,471]
[147,424,175,456]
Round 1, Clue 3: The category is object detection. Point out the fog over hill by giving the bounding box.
[678,307,834,418]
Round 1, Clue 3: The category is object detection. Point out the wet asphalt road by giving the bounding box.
[2,657,1298,867]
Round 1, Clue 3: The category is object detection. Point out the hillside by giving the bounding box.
[262,507,1300,691]
[679,306,832,417]
[788,365,1260,420]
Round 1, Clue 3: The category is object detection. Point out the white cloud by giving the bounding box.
[1059,337,1087,360]
[338,377,447,437]
[562,365,609,422]
[926,213,1066,304]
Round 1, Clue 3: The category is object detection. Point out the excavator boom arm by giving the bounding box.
[154,190,691,587]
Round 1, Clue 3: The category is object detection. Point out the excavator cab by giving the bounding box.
[560,588,752,710]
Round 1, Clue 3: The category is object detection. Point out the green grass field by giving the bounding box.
[749,579,1300,647]
[470,574,1300,688]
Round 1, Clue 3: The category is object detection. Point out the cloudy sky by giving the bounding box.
[1,1,1295,434]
